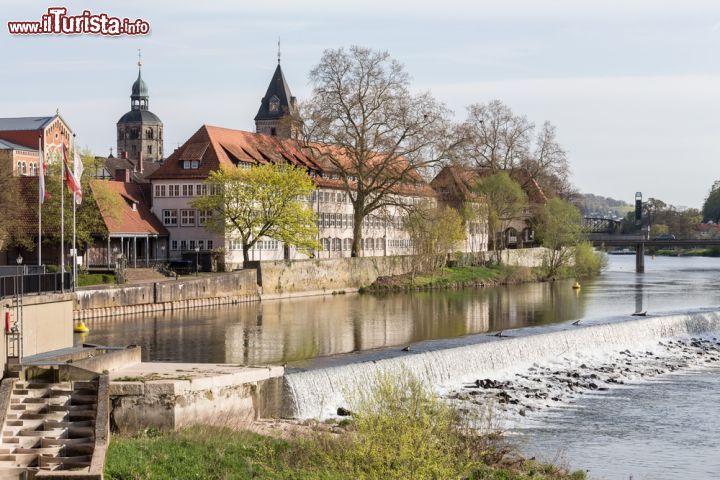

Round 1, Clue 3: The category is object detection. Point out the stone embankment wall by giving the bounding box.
[0,293,75,374]
[258,255,415,295]
[74,271,259,319]
[500,247,549,268]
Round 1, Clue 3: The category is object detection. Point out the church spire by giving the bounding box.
[131,49,149,111]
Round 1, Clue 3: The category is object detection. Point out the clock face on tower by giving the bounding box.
[269,95,280,113]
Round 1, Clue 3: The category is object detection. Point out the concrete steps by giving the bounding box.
[0,379,99,478]
[123,267,167,284]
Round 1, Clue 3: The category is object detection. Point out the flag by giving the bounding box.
[38,146,47,204]
[63,145,81,200]
[73,148,84,205]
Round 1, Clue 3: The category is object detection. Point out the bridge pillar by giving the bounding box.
[636,243,645,273]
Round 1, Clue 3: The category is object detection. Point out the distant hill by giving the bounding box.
[574,193,632,219]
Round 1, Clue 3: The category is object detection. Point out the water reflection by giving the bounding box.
[82,279,587,365]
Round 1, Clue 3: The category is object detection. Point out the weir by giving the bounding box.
[284,310,720,419]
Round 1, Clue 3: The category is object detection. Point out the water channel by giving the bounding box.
[81,255,720,479]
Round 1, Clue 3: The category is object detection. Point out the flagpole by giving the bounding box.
[60,145,65,293]
[38,136,42,267]
[72,134,77,290]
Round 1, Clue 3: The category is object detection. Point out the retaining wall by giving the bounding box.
[259,256,415,294]
[74,271,260,319]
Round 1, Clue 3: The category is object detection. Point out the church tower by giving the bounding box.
[117,52,164,164]
[254,48,297,138]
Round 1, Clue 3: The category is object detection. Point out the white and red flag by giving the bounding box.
[38,146,47,204]
[63,144,82,202]
[73,148,84,205]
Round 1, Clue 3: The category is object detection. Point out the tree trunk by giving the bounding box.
[351,203,364,258]
[242,244,250,268]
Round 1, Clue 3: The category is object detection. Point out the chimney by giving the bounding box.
[138,151,144,174]
[115,168,130,183]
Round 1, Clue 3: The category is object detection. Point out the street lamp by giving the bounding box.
[195,246,200,274]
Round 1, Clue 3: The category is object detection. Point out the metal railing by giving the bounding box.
[0,272,73,299]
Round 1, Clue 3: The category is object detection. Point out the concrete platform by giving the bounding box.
[109,362,284,433]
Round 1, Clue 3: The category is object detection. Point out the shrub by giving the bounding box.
[573,241,607,278]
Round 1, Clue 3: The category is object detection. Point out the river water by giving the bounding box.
[82,255,720,479]
[81,255,720,365]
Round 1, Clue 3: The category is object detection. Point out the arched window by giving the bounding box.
[343,238,352,251]
[146,128,154,140]
[376,238,384,250]
[21,162,27,175]
[320,238,330,251]
[17,161,21,175]
[365,238,374,250]
[332,238,341,251]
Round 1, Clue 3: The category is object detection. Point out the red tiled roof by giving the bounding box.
[90,180,167,236]
[148,125,436,196]
[431,165,548,205]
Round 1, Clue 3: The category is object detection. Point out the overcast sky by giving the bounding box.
[3,0,720,207]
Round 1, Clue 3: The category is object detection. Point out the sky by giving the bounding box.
[3,0,720,208]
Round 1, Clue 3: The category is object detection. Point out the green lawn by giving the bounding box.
[77,273,116,287]
[105,426,585,480]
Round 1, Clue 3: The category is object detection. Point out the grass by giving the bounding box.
[654,247,720,257]
[105,371,586,480]
[77,273,116,287]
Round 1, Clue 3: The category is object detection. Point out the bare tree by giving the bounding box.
[461,100,570,198]
[298,46,462,257]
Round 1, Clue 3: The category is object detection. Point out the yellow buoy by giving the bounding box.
[74,320,90,333]
[572,282,581,290]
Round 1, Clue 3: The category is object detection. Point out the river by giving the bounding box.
[81,255,720,365]
[81,255,720,479]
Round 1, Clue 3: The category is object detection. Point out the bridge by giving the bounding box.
[582,217,720,272]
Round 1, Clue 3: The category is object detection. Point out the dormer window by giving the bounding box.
[269,95,280,113]
[182,160,200,169]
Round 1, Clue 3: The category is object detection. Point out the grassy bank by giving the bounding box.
[361,264,540,293]
[652,247,720,257]
[107,372,585,479]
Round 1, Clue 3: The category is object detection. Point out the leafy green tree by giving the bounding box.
[535,197,582,278]
[702,181,720,223]
[192,163,319,265]
[473,172,527,263]
[404,205,466,274]
[0,167,31,251]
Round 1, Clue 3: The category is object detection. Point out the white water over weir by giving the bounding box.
[285,310,720,419]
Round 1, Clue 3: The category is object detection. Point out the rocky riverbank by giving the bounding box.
[448,336,720,424]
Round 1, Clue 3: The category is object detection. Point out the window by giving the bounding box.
[376,238,384,250]
[270,127,277,136]
[180,240,187,251]
[180,209,196,226]
[146,128,154,140]
[171,240,178,250]
[168,185,180,197]
[182,184,193,197]
[147,145,152,154]
[154,184,166,197]
[17,161,21,174]
[366,238,374,250]
[195,184,207,196]
[189,240,196,250]
[162,209,178,226]
[198,240,205,250]
[332,238,342,251]
[343,238,352,251]
[207,240,213,250]
[320,238,330,251]
[198,210,211,226]
[182,160,200,169]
